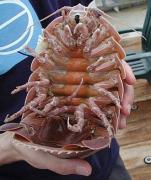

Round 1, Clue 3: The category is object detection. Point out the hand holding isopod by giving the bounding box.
[0,131,91,176]
[119,61,136,129]
[0,3,136,178]
[0,61,135,176]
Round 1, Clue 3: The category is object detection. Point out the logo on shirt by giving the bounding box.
[0,0,34,55]
[0,0,42,74]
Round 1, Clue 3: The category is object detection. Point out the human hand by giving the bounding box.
[0,131,92,176]
[119,61,136,129]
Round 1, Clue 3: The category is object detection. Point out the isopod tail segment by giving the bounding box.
[82,136,111,150]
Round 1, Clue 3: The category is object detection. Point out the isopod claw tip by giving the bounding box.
[4,114,10,123]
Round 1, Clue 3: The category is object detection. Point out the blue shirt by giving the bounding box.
[0,1,119,179]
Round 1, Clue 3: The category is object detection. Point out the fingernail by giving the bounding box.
[76,166,91,176]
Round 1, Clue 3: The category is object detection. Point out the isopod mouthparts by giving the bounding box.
[75,14,80,24]
[0,4,126,159]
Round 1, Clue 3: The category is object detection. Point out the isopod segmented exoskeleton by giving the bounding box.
[0,4,126,158]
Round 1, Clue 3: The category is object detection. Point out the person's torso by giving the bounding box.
[0,1,119,180]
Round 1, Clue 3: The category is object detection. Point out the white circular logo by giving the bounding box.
[0,0,34,55]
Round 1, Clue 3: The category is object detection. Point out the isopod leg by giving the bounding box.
[42,97,60,114]
[4,93,46,123]
[94,74,124,101]
[33,97,60,116]
[11,79,49,94]
[25,47,46,63]
[87,57,103,72]
[44,30,67,57]
[67,78,83,101]
[57,24,76,47]
[95,60,116,72]
[90,37,125,60]
[94,86,121,108]
[84,28,102,53]
[88,97,112,136]
[94,78,117,89]
[67,104,87,132]
[48,106,75,117]
[86,8,121,42]
[94,54,126,79]
[74,23,89,46]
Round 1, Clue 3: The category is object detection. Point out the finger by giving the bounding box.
[122,61,136,85]
[14,143,92,176]
[45,153,92,176]
[121,83,134,116]
[118,114,126,129]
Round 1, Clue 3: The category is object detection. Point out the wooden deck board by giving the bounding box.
[116,79,151,179]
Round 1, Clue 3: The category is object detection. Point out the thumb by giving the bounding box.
[46,156,92,176]
[14,142,92,176]
[32,150,92,176]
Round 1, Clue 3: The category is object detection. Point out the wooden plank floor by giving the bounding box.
[116,79,151,180]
